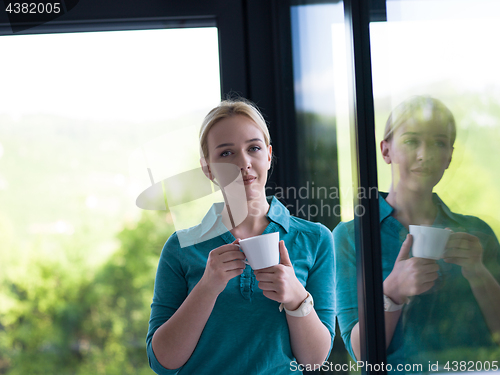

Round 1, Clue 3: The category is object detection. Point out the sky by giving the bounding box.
[0,27,222,240]
[292,0,500,116]
[0,28,221,123]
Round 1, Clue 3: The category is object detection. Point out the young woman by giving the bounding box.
[146,99,335,374]
[334,96,500,368]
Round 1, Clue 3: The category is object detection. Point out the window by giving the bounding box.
[0,26,221,374]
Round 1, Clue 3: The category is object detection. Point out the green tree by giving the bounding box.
[0,210,174,375]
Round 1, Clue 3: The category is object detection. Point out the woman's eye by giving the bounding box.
[404,139,418,145]
[220,150,232,157]
[249,146,261,152]
[435,140,446,147]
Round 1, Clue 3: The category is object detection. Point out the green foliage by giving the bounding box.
[0,210,174,375]
[295,111,341,230]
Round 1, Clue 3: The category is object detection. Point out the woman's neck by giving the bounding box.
[222,194,270,239]
[385,185,437,229]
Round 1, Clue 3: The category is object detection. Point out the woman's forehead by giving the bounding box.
[207,116,265,146]
[395,119,453,138]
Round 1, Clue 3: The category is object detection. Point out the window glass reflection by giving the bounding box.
[291,2,353,373]
[291,3,344,230]
[334,0,500,373]
[369,0,500,370]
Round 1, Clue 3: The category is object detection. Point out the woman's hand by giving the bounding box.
[152,239,245,370]
[444,232,486,281]
[199,240,246,297]
[254,240,307,310]
[384,234,440,304]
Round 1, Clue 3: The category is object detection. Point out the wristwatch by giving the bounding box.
[279,292,314,317]
[383,294,405,312]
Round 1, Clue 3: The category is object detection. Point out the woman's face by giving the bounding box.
[204,115,272,202]
[381,119,454,193]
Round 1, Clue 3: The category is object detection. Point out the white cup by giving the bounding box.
[237,232,280,270]
[409,225,452,260]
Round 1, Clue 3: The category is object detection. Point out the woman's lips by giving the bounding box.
[412,167,432,175]
[242,175,257,185]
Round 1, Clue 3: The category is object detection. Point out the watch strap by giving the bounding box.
[383,294,406,312]
[279,292,314,317]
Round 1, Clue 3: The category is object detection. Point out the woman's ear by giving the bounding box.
[380,140,392,164]
[267,145,273,170]
[445,146,454,169]
[200,157,214,180]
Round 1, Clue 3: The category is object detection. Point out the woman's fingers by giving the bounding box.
[397,258,439,296]
[448,232,477,242]
[262,290,279,300]
[254,267,280,292]
[254,267,278,280]
[222,260,246,271]
[224,268,245,279]
[444,233,483,271]
[421,269,439,282]
[408,258,439,273]
[257,281,275,292]
[444,248,473,260]
[213,243,242,256]
[396,234,413,261]
[219,249,246,263]
[207,245,246,272]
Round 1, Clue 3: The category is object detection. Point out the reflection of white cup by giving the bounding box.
[237,232,280,270]
[409,225,452,260]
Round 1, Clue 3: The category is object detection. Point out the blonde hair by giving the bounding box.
[384,96,456,146]
[199,99,271,160]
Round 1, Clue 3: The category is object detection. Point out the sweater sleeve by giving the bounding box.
[305,223,336,358]
[332,222,358,361]
[146,232,186,375]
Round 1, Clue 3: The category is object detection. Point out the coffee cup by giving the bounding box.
[409,225,452,260]
[237,232,280,270]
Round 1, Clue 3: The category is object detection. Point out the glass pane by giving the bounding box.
[370,0,500,371]
[290,3,343,231]
[0,28,220,373]
[291,2,357,374]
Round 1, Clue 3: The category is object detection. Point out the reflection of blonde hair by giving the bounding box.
[199,99,271,160]
[384,96,456,146]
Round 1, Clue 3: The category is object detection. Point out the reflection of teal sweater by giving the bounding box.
[334,193,500,370]
[147,196,335,375]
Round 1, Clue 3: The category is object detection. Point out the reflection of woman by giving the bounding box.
[147,99,335,374]
[334,96,500,367]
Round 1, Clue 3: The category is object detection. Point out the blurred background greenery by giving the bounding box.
[0,207,173,374]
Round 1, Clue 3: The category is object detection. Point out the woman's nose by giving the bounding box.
[236,153,251,170]
[417,144,434,161]
[240,162,251,171]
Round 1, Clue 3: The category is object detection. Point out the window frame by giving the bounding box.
[344,0,387,372]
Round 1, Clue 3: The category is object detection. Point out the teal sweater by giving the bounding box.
[334,192,500,370]
[147,196,335,375]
